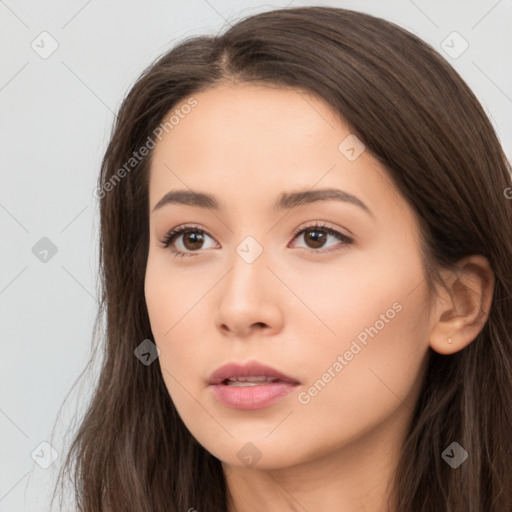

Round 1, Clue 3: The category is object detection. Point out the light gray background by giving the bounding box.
[1,0,511,510]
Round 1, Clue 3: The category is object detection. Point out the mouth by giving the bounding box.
[208,361,300,386]
[208,361,300,409]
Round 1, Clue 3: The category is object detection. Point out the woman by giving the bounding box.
[52,5,512,511]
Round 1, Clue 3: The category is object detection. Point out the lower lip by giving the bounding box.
[209,381,298,409]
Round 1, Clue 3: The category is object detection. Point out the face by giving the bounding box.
[144,83,432,469]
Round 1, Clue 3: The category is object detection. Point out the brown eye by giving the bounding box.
[291,223,353,253]
[162,222,353,258]
[161,225,218,257]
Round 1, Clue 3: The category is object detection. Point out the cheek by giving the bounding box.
[145,264,170,339]
[144,252,212,397]
[144,250,200,337]
[292,253,430,441]
[280,241,409,339]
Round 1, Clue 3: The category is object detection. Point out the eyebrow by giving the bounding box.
[152,188,374,218]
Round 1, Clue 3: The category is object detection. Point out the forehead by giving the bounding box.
[154,83,342,159]
[148,83,406,221]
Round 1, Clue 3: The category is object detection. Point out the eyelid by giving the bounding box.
[290,220,352,239]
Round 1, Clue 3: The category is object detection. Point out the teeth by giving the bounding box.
[227,381,267,386]
[228,376,277,382]
[226,376,279,385]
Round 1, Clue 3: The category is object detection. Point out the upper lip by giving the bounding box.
[208,361,300,385]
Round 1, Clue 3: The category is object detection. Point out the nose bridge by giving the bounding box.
[224,233,268,302]
[214,232,279,333]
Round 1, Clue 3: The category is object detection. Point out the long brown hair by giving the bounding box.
[51,6,512,511]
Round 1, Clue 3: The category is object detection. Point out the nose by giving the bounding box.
[214,246,284,338]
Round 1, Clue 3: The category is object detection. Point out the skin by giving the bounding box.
[144,83,495,512]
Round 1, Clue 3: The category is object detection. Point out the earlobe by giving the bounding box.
[428,255,495,355]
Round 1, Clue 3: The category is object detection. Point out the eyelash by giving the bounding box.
[160,222,353,258]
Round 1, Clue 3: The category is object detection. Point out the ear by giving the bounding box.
[429,255,495,355]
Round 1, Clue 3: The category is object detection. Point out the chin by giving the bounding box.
[202,436,312,470]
